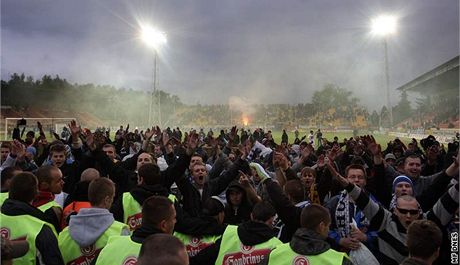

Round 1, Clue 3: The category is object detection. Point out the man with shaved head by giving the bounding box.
[80,168,101,182]
[61,168,101,228]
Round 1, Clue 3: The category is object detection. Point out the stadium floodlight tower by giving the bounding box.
[371,14,397,128]
[140,24,167,127]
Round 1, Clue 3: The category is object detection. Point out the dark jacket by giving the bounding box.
[131,225,164,244]
[223,181,253,225]
[60,160,82,195]
[369,163,453,212]
[190,221,277,265]
[325,191,379,254]
[64,180,90,207]
[1,199,64,265]
[345,182,459,265]
[85,149,189,199]
[176,158,250,217]
[110,183,225,236]
[264,178,302,242]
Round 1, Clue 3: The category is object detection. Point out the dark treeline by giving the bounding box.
[2,73,455,129]
[1,73,182,126]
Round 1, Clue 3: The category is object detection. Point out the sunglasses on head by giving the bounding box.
[396,207,419,215]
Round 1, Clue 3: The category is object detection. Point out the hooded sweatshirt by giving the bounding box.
[237,221,278,246]
[288,228,353,265]
[111,184,170,222]
[224,181,252,225]
[189,220,277,265]
[69,207,129,247]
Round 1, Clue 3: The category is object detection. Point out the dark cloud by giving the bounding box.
[1,0,458,110]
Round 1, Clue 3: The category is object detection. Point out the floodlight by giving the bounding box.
[141,25,167,50]
[371,15,397,36]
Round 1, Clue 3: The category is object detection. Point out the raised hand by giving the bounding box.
[316,154,326,168]
[186,132,198,155]
[53,132,61,141]
[162,131,170,147]
[239,171,251,187]
[228,126,238,143]
[368,142,382,157]
[155,126,162,136]
[68,120,81,136]
[326,158,349,187]
[239,139,252,160]
[37,121,44,132]
[209,137,221,156]
[10,140,25,158]
[272,151,288,170]
[300,145,311,160]
[143,128,155,140]
[327,148,338,162]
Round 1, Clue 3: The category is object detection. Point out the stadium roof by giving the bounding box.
[396,55,459,93]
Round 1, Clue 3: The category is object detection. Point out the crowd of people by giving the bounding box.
[0,121,458,265]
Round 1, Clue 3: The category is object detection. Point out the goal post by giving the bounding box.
[4,117,77,141]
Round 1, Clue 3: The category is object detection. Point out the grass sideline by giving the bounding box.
[270,131,411,146]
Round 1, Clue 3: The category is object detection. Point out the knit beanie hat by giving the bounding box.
[392,175,413,193]
[26,146,37,156]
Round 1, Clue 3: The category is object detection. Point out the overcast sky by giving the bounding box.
[1,0,458,110]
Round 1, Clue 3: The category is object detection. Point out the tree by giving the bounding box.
[393,90,412,124]
[311,84,362,127]
[369,110,380,128]
[380,106,389,127]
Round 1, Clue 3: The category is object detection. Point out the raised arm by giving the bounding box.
[416,155,458,211]
[426,181,459,226]
[327,161,393,232]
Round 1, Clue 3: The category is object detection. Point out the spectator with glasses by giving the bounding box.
[327,161,459,265]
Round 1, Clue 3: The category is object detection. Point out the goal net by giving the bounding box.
[3,117,77,141]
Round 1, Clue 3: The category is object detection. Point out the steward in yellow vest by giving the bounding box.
[58,178,129,265]
[0,191,8,206]
[94,196,176,265]
[174,196,225,258]
[110,163,178,231]
[111,162,226,238]
[1,172,64,265]
[190,202,283,265]
[264,204,351,265]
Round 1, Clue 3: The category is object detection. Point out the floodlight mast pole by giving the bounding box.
[383,38,393,128]
[154,50,161,128]
[148,50,161,128]
[371,14,397,129]
[141,25,166,128]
